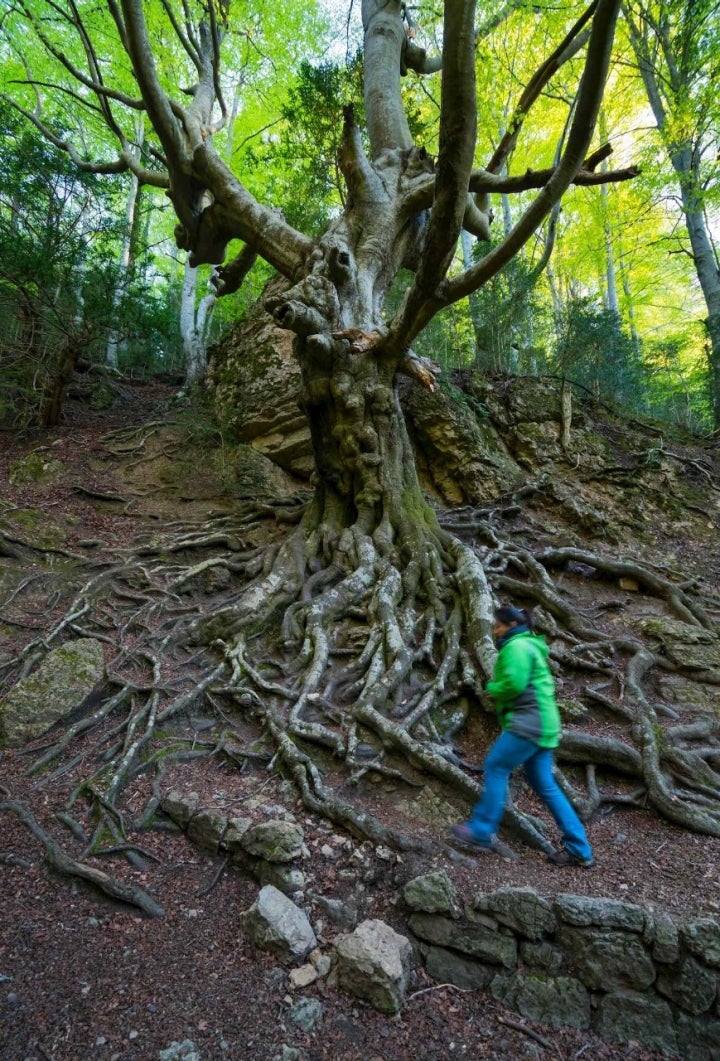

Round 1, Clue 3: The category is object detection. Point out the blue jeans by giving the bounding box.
[468,731,592,861]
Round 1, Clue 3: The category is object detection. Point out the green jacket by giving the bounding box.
[486,629,561,748]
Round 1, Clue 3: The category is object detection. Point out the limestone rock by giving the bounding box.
[554,894,647,933]
[656,675,717,714]
[639,617,720,669]
[400,378,521,504]
[240,821,304,863]
[403,870,461,918]
[232,443,301,498]
[511,420,563,467]
[593,990,677,1053]
[9,453,63,484]
[256,862,306,896]
[309,950,332,978]
[221,817,254,853]
[393,785,459,828]
[312,895,359,930]
[207,308,310,478]
[408,912,517,969]
[674,1011,720,1061]
[289,964,318,989]
[158,1040,201,1061]
[491,376,565,425]
[474,887,556,941]
[241,885,316,965]
[187,809,228,851]
[681,917,720,968]
[424,946,494,990]
[559,927,655,991]
[519,940,565,975]
[655,955,717,1015]
[333,919,412,1014]
[644,909,680,964]
[0,638,105,746]
[161,791,200,830]
[491,972,591,1029]
[288,996,323,1032]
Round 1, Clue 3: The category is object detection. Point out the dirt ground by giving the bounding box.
[1,382,719,1061]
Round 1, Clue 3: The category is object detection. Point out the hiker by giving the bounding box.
[451,604,593,867]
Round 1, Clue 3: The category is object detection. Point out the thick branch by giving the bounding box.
[381,0,477,349]
[362,0,414,155]
[386,0,622,349]
[402,38,443,75]
[211,244,259,298]
[120,0,187,167]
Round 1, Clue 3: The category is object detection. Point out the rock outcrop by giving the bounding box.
[0,638,105,745]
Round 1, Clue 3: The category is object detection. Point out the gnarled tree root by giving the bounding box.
[0,800,165,917]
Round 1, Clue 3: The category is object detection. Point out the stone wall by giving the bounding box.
[161,793,720,1057]
[404,877,720,1060]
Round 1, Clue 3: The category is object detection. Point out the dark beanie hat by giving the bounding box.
[494,604,527,625]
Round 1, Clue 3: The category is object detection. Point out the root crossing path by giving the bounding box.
[1,386,720,917]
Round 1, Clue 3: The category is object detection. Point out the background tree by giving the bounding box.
[622,0,720,425]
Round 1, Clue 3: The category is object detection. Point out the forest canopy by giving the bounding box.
[0,0,718,429]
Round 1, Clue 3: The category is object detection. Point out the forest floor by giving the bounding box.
[1,381,720,1061]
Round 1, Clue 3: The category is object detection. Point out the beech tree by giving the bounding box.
[5,0,720,912]
[622,0,720,426]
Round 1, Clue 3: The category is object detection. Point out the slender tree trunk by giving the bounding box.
[179,257,216,384]
[106,124,144,369]
[40,334,89,427]
[546,262,565,345]
[599,112,620,318]
[600,181,620,317]
[625,10,720,425]
[460,230,487,366]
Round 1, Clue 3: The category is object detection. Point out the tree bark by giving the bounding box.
[106,122,144,369]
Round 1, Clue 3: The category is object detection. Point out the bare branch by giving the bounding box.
[486,2,598,174]
[206,0,229,124]
[442,0,623,306]
[16,1,144,111]
[2,95,159,185]
[159,0,202,69]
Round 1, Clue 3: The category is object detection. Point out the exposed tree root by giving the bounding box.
[3,473,720,918]
[0,800,164,917]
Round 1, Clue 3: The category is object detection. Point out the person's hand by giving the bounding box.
[478,688,495,712]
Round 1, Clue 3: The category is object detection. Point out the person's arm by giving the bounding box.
[486,640,533,699]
